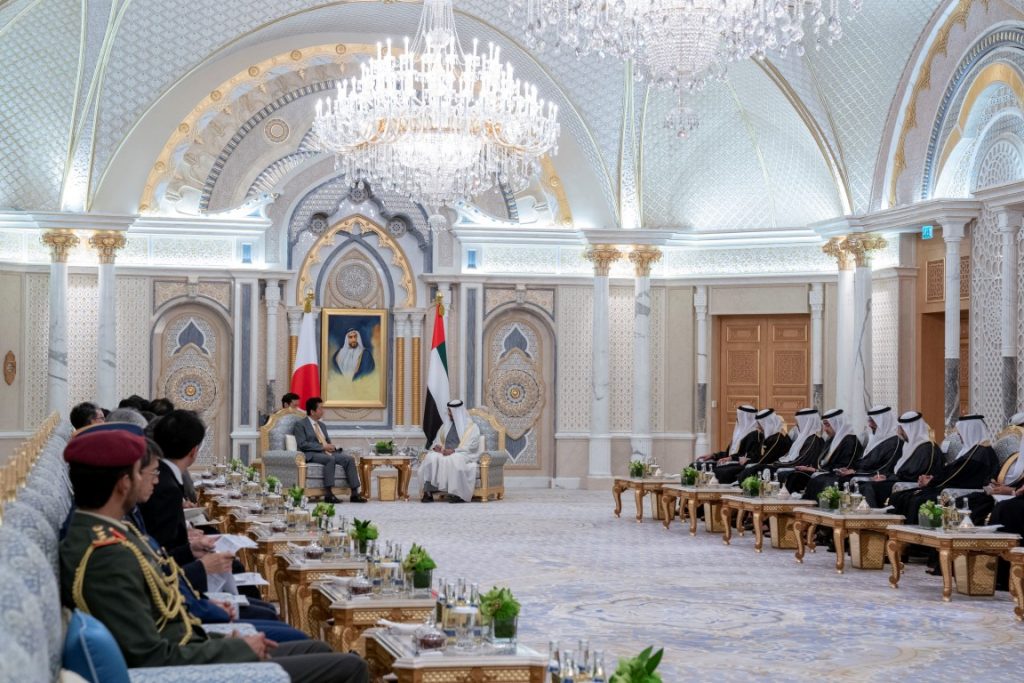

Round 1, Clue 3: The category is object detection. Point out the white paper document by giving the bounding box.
[213,534,258,554]
[233,572,269,587]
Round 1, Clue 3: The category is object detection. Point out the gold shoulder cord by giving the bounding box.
[73,524,197,646]
[937,444,979,489]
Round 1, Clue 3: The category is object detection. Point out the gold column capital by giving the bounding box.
[627,245,662,277]
[822,236,854,271]
[40,229,80,263]
[844,232,888,268]
[584,244,623,276]
[88,231,128,264]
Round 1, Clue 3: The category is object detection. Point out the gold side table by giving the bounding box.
[612,476,680,523]
[659,484,737,534]
[248,526,320,601]
[1006,547,1024,620]
[365,628,546,683]
[308,583,434,654]
[358,455,414,501]
[885,524,1020,601]
[792,508,905,573]
[720,495,817,553]
[275,553,366,634]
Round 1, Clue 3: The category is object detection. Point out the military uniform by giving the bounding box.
[60,510,256,667]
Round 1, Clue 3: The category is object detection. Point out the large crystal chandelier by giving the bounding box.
[513,0,862,138]
[313,0,560,220]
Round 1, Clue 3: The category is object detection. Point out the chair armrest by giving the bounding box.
[483,451,509,467]
[940,487,982,499]
[261,451,302,488]
[891,482,917,494]
[129,662,289,683]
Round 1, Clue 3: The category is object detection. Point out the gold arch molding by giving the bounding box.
[296,214,416,308]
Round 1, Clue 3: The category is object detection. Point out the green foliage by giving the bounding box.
[375,440,395,453]
[287,485,304,506]
[229,458,244,472]
[349,517,379,541]
[245,466,259,482]
[610,646,664,683]
[402,543,437,573]
[919,499,944,522]
[819,485,841,503]
[479,586,520,621]
[265,475,280,491]
[741,475,761,495]
[311,502,335,519]
[628,459,646,477]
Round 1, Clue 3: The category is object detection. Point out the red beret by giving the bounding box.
[64,429,146,467]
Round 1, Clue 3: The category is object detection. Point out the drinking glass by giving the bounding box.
[576,639,590,675]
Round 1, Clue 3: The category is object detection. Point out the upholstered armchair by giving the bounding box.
[416,407,510,501]
[939,426,1022,501]
[255,408,355,498]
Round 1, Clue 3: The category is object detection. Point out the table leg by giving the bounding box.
[634,488,646,523]
[688,499,698,536]
[1010,560,1024,621]
[887,539,904,589]
[652,492,664,521]
[753,511,764,553]
[721,505,733,545]
[794,519,807,563]
[397,462,411,500]
[939,548,954,602]
[612,483,625,518]
[833,527,847,574]
[805,522,819,554]
[736,509,746,536]
[358,462,371,498]
[662,496,676,530]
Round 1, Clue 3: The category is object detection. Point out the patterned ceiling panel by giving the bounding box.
[0,0,80,210]
[795,0,943,213]
[0,0,35,32]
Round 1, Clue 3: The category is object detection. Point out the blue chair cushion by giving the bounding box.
[63,609,132,683]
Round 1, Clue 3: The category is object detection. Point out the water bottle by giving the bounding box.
[547,641,560,683]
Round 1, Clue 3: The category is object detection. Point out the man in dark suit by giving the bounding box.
[294,397,365,504]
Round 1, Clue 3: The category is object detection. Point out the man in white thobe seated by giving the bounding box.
[421,400,484,504]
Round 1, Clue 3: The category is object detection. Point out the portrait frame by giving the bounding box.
[320,308,388,408]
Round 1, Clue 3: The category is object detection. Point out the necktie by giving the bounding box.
[311,420,327,446]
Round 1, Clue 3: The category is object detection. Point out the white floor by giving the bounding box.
[349,489,1022,681]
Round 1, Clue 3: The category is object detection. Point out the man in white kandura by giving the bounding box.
[421,400,484,504]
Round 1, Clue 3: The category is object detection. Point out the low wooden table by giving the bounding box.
[885,524,1021,601]
[660,484,737,534]
[308,582,435,653]
[275,553,367,634]
[359,455,414,500]
[248,525,320,601]
[720,495,817,552]
[1007,547,1024,620]
[793,508,905,573]
[612,476,680,523]
[364,628,546,683]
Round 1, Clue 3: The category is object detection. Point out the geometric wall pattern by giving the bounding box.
[556,287,592,433]
[871,277,899,410]
[609,287,634,433]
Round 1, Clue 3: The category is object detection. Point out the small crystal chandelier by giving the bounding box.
[512,0,862,137]
[313,0,560,226]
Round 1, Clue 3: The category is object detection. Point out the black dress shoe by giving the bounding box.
[448,496,466,504]
[324,493,342,504]
[349,494,368,503]
[421,493,433,503]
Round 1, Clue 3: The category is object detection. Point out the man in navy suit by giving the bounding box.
[293,397,366,504]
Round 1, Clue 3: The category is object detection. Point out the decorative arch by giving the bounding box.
[295,214,416,308]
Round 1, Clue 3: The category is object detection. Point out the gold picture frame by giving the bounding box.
[320,308,387,408]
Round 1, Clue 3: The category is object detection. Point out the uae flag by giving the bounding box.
[290,310,320,406]
[423,299,450,446]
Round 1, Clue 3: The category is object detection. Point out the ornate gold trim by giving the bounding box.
[627,245,662,277]
[540,156,573,227]
[411,338,422,426]
[821,236,853,271]
[584,244,622,276]
[295,214,415,308]
[258,407,305,454]
[469,407,507,453]
[88,230,127,264]
[40,229,80,263]
[395,337,406,426]
[843,233,889,268]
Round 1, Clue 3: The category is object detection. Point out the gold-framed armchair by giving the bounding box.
[417,407,510,502]
[255,408,356,497]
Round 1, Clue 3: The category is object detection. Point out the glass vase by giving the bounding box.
[489,615,518,649]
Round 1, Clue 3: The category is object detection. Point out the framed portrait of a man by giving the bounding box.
[320,308,387,408]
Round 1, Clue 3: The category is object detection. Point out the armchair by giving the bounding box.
[256,408,356,498]
[417,407,510,501]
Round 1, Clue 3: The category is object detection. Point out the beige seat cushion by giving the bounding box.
[284,434,297,451]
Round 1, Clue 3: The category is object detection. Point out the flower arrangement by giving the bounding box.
[311,502,335,520]
[818,485,841,509]
[402,543,437,573]
[682,466,698,486]
[287,485,304,507]
[919,499,943,528]
[349,517,379,542]
[629,459,646,478]
[245,465,259,482]
[741,475,761,496]
[374,439,395,454]
[610,646,664,683]
[229,458,244,472]
[480,586,520,639]
[265,475,280,492]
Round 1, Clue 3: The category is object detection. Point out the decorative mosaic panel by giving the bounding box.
[150,237,234,266]
[926,259,944,303]
[872,277,899,410]
[67,274,99,408]
[23,274,49,428]
[609,287,634,433]
[485,319,546,467]
[971,207,1007,434]
[556,286,592,432]
[650,287,665,434]
[117,276,151,400]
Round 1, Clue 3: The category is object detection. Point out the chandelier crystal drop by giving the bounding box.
[512,0,861,136]
[313,0,560,214]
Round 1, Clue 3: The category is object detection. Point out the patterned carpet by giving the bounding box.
[352,488,1021,681]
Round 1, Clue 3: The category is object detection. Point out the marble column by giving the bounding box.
[286,306,303,380]
[997,210,1021,424]
[809,283,824,411]
[942,221,967,429]
[845,233,887,435]
[264,281,281,414]
[584,245,622,478]
[823,237,855,412]
[41,230,79,417]
[88,231,127,410]
[628,246,662,462]
[694,285,710,457]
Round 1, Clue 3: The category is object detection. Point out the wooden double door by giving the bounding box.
[715,315,810,448]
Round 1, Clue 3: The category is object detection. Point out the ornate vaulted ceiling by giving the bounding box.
[0,0,951,230]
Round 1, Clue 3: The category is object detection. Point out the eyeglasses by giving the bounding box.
[141,468,160,479]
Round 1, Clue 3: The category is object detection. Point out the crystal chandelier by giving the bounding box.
[512,0,862,138]
[313,0,560,223]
